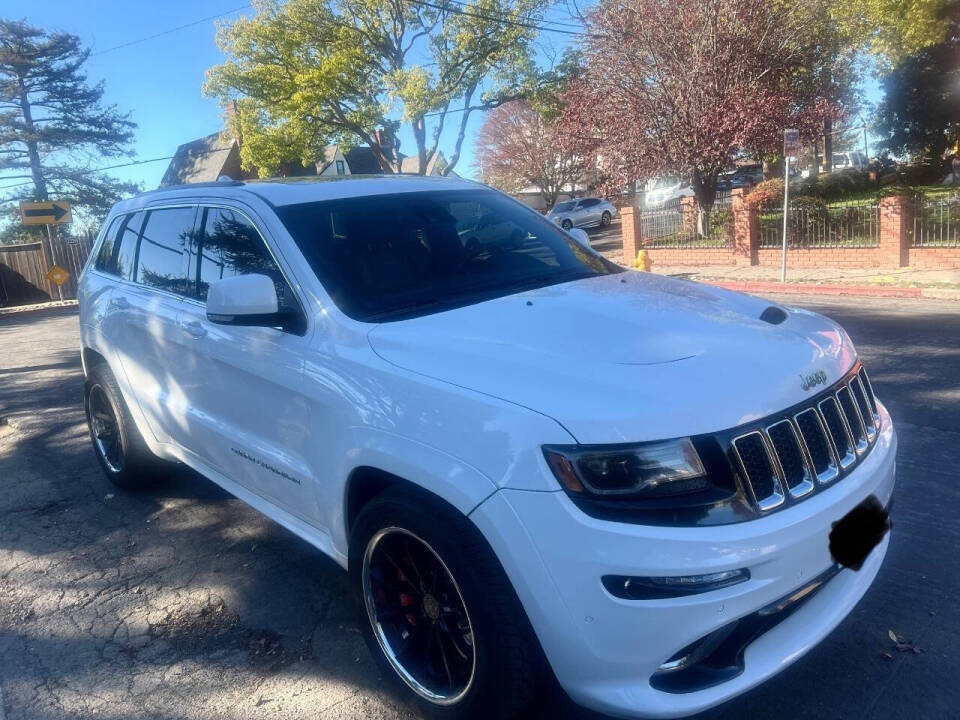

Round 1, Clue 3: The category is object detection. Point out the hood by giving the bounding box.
[367,273,857,444]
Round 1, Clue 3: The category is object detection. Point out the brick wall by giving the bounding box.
[620,192,960,270]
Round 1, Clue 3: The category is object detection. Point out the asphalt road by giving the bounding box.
[0,295,958,720]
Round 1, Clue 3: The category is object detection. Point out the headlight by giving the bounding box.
[544,439,708,498]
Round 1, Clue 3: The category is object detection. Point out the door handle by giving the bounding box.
[109,296,130,310]
[181,319,207,338]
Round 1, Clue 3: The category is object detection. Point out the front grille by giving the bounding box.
[731,364,882,513]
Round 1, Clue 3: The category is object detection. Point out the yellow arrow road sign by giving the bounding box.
[20,201,72,225]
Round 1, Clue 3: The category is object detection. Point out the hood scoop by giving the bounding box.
[760,306,788,325]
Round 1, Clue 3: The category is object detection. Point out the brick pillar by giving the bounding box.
[620,205,641,267]
[680,196,697,234]
[732,188,758,266]
[878,195,912,267]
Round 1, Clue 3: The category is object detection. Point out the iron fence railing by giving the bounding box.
[758,201,880,249]
[638,206,733,248]
[912,194,960,248]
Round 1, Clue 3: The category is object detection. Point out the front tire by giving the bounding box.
[84,364,164,490]
[561,219,573,230]
[350,488,540,719]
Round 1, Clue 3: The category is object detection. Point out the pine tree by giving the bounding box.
[0,19,138,243]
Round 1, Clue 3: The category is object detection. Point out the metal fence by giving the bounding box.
[912,194,960,248]
[758,201,880,249]
[637,205,734,248]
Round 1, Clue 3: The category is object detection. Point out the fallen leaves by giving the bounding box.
[885,629,922,655]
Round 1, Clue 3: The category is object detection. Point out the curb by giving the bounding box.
[702,280,936,299]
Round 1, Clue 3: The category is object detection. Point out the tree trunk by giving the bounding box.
[823,118,833,173]
[17,75,55,272]
[412,116,427,175]
[691,169,718,236]
[441,84,476,177]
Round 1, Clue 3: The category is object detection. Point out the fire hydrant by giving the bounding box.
[634,249,652,271]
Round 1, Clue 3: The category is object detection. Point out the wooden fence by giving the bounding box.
[0,231,95,307]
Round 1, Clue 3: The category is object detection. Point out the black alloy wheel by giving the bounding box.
[362,527,476,705]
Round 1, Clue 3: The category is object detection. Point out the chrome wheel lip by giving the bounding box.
[362,526,477,706]
[87,384,123,474]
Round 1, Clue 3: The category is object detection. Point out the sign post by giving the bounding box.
[20,201,72,301]
[781,130,799,283]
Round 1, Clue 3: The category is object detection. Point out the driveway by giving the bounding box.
[1,296,959,719]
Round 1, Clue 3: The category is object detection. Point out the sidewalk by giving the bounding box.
[606,259,960,300]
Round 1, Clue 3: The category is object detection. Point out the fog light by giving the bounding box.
[602,568,750,600]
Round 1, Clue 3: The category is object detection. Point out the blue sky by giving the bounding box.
[7,1,580,191]
[8,2,882,192]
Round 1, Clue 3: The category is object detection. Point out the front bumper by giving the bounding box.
[470,403,896,719]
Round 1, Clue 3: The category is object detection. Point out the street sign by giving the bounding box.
[783,129,800,157]
[46,265,71,286]
[20,201,72,226]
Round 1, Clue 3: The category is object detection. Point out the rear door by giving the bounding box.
[175,204,313,516]
[109,205,198,446]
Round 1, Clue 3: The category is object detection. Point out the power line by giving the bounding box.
[408,0,589,36]
[90,4,252,56]
[0,145,233,203]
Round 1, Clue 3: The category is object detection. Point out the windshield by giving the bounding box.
[552,201,576,213]
[276,189,621,322]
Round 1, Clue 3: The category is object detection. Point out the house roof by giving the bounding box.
[160,133,238,186]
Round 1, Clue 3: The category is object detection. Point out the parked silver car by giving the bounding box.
[547,197,618,230]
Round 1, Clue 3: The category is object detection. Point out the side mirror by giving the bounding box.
[206,274,298,330]
[568,227,591,249]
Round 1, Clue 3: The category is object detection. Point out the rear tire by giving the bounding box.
[561,219,573,230]
[349,487,540,719]
[84,364,164,490]
[600,211,612,227]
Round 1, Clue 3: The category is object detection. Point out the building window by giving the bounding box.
[336,160,345,176]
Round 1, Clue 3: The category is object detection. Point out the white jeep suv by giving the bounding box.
[78,175,895,720]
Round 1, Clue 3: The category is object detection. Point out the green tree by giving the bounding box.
[832,0,955,66]
[204,0,545,176]
[874,10,959,165]
[0,19,138,238]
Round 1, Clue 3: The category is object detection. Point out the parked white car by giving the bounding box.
[79,175,894,720]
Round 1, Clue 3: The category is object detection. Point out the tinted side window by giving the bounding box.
[581,198,600,207]
[194,207,295,312]
[94,216,121,274]
[94,212,144,279]
[136,207,196,296]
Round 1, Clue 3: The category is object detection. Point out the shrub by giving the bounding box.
[745,178,784,210]
[898,161,943,185]
[876,184,924,202]
[806,169,871,201]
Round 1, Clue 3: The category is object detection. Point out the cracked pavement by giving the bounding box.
[1,297,960,720]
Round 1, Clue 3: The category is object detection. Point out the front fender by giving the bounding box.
[329,426,499,559]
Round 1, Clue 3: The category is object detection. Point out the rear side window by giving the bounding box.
[192,207,296,313]
[136,207,196,296]
[94,212,142,279]
[580,198,601,208]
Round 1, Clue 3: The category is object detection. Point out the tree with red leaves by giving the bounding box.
[475,100,588,209]
[561,0,853,218]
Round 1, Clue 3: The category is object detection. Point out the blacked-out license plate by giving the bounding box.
[829,495,891,571]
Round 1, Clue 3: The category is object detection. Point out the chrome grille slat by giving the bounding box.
[766,420,815,499]
[818,396,857,469]
[851,377,877,441]
[732,432,784,511]
[793,408,839,485]
[732,365,881,513]
[836,385,868,454]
